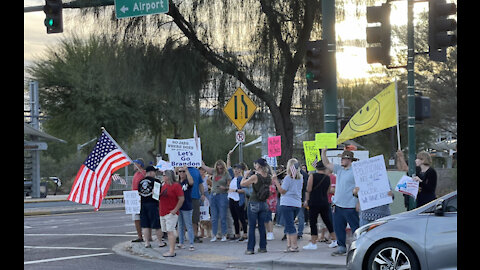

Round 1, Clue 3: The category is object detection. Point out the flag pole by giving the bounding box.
[101,127,133,163]
[395,80,401,151]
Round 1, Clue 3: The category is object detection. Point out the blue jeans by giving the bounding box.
[210,193,228,236]
[296,206,305,236]
[178,209,194,245]
[333,206,359,252]
[247,201,268,251]
[279,205,300,235]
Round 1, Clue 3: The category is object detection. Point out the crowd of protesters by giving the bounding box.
[130,145,436,257]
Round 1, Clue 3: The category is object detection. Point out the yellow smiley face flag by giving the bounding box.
[337,82,398,145]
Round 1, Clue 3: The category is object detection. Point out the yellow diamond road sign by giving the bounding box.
[223,87,257,130]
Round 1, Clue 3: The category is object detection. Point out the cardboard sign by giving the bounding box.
[303,140,320,172]
[268,136,281,157]
[123,190,141,214]
[352,155,393,211]
[315,133,338,149]
[165,138,202,167]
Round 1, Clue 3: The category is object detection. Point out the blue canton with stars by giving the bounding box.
[84,132,118,171]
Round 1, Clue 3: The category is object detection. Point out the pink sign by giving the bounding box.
[268,136,281,157]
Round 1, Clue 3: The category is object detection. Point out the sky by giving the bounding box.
[24,1,428,81]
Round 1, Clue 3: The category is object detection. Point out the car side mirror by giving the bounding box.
[434,199,445,216]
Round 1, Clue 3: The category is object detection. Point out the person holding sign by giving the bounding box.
[396,150,437,207]
[176,166,196,251]
[137,166,166,249]
[321,148,359,257]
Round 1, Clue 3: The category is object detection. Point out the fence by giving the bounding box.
[107,175,134,196]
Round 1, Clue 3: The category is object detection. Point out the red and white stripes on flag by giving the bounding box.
[112,174,127,185]
[68,129,131,210]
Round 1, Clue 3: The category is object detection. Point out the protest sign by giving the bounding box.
[262,155,277,168]
[165,138,202,167]
[395,175,419,199]
[268,136,281,157]
[315,133,337,149]
[352,155,393,211]
[123,190,141,214]
[303,140,320,172]
[155,159,174,171]
[152,181,161,201]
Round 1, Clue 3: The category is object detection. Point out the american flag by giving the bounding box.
[290,164,297,178]
[112,174,127,185]
[68,130,132,210]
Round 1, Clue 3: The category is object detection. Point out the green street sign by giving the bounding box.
[115,0,169,19]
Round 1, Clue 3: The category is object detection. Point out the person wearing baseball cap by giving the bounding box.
[131,158,146,243]
[320,148,359,256]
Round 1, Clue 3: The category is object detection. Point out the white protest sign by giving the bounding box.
[165,138,202,167]
[152,181,161,201]
[395,175,419,199]
[155,159,174,171]
[123,190,141,214]
[352,155,393,211]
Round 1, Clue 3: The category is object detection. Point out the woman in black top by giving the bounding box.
[396,150,437,208]
[414,151,437,207]
[303,161,336,250]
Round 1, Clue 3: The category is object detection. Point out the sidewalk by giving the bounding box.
[114,224,348,269]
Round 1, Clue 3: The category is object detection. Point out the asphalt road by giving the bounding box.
[24,210,220,270]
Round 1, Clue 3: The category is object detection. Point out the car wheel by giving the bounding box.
[366,240,420,270]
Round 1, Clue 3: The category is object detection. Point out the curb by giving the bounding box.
[113,240,347,269]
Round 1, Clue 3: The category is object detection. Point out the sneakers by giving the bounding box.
[328,240,338,248]
[331,250,347,256]
[302,242,318,250]
[210,236,217,242]
[331,246,347,256]
[266,232,275,240]
[220,235,227,242]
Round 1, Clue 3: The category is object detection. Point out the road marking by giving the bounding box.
[24,246,108,250]
[24,252,113,265]
[24,233,133,237]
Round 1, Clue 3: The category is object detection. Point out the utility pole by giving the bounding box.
[29,81,41,198]
[406,0,416,210]
[322,0,338,134]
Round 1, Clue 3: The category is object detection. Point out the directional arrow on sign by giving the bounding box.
[120,5,129,13]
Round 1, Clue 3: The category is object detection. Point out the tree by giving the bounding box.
[165,0,322,164]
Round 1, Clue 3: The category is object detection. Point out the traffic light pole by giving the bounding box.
[406,0,416,210]
[322,0,338,134]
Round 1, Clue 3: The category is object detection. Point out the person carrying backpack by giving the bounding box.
[240,158,272,255]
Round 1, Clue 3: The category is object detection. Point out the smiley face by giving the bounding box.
[348,98,381,132]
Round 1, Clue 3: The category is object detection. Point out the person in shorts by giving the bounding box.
[138,166,166,248]
[159,169,184,257]
[131,158,146,242]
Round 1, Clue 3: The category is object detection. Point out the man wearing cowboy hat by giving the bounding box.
[321,148,360,256]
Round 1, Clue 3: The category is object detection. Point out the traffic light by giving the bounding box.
[305,40,329,90]
[366,3,391,66]
[429,0,456,62]
[43,0,63,34]
[415,93,431,121]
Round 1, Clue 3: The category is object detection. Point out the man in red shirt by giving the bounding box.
[131,159,146,243]
[159,169,184,257]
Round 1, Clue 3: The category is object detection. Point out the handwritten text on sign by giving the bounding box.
[123,190,141,214]
[268,136,281,157]
[352,155,393,211]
